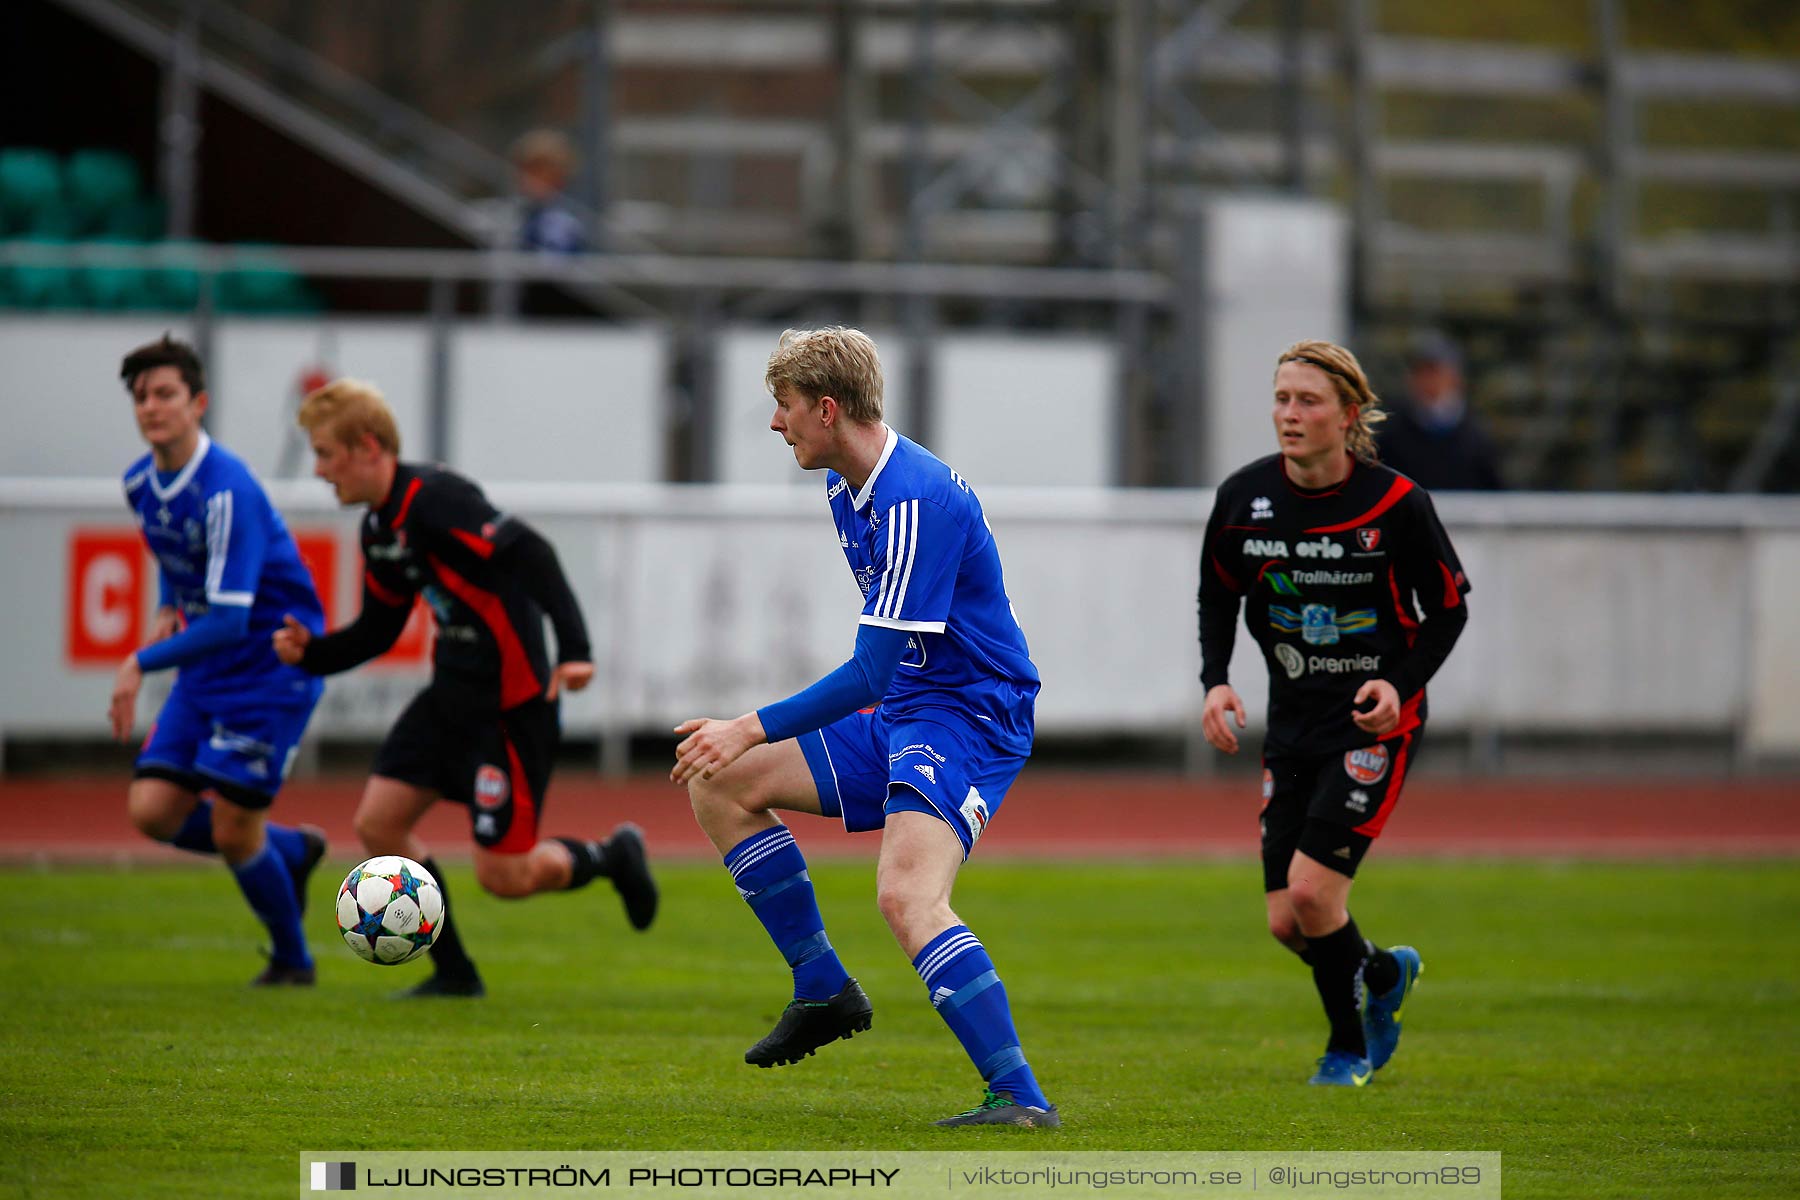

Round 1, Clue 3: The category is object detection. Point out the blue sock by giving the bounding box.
[913,924,1049,1110]
[168,799,216,854]
[231,844,311,968]
[724,826,849,1001]
[165,802,304,869]
[262,821,305,871]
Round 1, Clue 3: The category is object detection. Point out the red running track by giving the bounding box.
[3,772,1796,862]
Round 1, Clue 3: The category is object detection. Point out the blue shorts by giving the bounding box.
[135,677,323,809]
[798,708,1030,858]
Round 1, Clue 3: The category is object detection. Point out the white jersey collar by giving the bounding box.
[150,432,212,502]
[852,425,899,512]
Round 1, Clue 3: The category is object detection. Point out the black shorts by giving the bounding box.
[371,686,559,854]
[1259,728,1421,890]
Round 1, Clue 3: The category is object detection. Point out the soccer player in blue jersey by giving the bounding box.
[110,335,329,985]
[672,327,1058,1128]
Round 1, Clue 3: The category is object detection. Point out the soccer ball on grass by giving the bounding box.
[335,855,446,965]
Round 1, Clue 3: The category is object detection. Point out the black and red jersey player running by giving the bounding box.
[1199,339,1470,1086]
[275,379,657,997]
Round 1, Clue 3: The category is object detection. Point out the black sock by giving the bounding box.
[1362,936,1400,995]
[422,856,479,980]
[1305,918,1368,1057]
[555,837,608,890]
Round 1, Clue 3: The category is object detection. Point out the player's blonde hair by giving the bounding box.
[1275,339,1387,464]
[296,378,401,456]
[764,327,884,424]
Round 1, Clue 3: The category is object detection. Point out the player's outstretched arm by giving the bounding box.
[283,577,414,676]
[671,713,767,784]
[495,524,595,692]
[108,653,143,742]
[271,614,312,665]
[668,624,909,784]
[546,661,594,700]
[1201,683,1247,754]
[148,605,181,643]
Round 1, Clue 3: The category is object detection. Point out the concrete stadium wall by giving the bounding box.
[0,316,1115,487]
[5,481,1798,759]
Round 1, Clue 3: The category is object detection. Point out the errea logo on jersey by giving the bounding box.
[1251,496,1273,520]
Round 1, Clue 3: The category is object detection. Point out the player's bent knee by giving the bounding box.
[126,778,196,840]
[875,879,946,936]
[127,796,182,840]
[472,855,534,899]
[353,809,407,854]
[210,811,263,860]
[1284,877,1325,918]
[689,769,765,819]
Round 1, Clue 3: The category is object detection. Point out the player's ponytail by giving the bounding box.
[1275,340,1386,465]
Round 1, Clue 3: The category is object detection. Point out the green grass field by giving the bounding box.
[1,858,1796,1199]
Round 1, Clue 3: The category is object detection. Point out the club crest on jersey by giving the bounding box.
[474,764,510,808]
[1343,745,1390,786]
[959,787,990,844]
[1358,528,1382,551]
[1302,604,1340,645]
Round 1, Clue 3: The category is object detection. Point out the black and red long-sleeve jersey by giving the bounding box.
[300,463,591,713]
[1198,454,1470,758]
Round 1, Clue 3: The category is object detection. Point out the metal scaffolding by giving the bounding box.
[30,0,1800,489]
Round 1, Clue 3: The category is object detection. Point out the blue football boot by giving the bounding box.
[1363,945,1422,1071]
[1307,1050,1373,1087]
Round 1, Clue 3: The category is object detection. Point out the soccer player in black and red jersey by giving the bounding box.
[1197,340,1469,1086]
[273,379,657,997]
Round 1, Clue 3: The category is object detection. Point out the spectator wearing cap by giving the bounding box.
[1376,332,1505,491]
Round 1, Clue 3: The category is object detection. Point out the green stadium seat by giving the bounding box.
[3,233,84,309]
[147,240,203,311]
[216,243,319,314]
[64,150,141,237]
[0,148,64,237]
[79,237,160,310]
[103,194,166,241]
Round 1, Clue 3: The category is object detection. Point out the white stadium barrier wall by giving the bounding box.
[6,481,1799,760]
